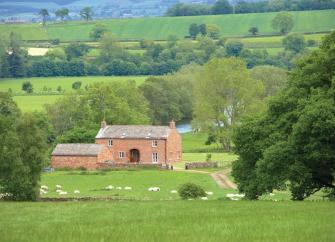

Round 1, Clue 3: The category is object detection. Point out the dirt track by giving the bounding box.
[210,169,237,189]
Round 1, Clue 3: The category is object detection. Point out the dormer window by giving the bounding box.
[108,138,113,147]
[152,140,158,147]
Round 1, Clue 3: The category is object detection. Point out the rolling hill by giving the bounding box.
[1,10,334,41]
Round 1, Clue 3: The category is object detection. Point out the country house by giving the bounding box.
[51,121,182,170]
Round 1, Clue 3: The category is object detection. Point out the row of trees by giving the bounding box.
[0,31,303,78]
[166,0,335,16]
[38,7,93,26]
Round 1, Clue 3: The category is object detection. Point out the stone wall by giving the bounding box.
[185,162,218,169]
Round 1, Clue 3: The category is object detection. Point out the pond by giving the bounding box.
[176,120,192,133]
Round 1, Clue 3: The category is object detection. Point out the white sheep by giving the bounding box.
[170,190,178,194]
[116,187,122,190]
[56,189,62,193]
[41,185,48,191]
[39,189,47,195]
[74,190,80,194]
[105,185,114,190]
[59,191,68,195]
[148,187,160,192]
[201,197,208,200]
[124,187,132,190]
[206,191,213,196]
[56,185,62,190]
[270,193,275,196]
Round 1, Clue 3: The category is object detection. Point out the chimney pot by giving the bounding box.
[101,120,107,129]
[169,120,176,129]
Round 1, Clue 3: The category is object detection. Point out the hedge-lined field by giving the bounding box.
[1,10,334,41]
[0,200,334,242]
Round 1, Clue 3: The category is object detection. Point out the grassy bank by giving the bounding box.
[0,200,334,242]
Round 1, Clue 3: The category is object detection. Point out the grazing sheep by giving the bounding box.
[170,190,177,194]
[201,197,208,200]
[116,187,122,190]
[74,190,80,194]
[148,187,160,192]
[206,191,213,196]
[56,185,62,190]
[230,197,239,201]
[226,193,245,198]
[124,187,132,190]
[59,191,68,195]
[105,185,114,190]
[41,185,48,191]
[39,189,47,195]
[56,189,62,193]
[270,193,275,196]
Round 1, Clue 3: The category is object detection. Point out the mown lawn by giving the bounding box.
[1,10,334,41]
[0,200,334,242]
[40,170,224,200]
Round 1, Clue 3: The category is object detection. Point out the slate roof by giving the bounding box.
[96,125,171,139]
[52,144,103,156]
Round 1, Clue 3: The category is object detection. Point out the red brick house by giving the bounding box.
[51,121,182,170]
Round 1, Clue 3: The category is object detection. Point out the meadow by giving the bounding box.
[0,76,149,111]
[1,10,334,41]
[0,200,334,242]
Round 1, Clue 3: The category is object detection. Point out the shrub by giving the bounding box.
[307,39,316,47]
[178,183,206,199]
[51,39,60,45]
[206,153,212,162]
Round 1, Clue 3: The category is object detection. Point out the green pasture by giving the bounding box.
[1,10,334,41]
[0,76,148,93]
[13,95,62,112]
[40,170,223,200]
[0,200,334,242]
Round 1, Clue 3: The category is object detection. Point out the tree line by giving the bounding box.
[0,30,309,79]
[166,0,335,16]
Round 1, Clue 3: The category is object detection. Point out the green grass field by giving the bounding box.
[1,10,334,41]
[0,200,334,242]
[0,76,149,111]
[40,170,223,200]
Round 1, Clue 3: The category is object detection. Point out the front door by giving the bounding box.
[130,149,140,163]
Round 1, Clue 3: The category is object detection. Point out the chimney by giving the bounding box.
[169,120,176,129]
[101,120,107,129]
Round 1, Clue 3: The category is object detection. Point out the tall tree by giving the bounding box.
[7,32,26,77]
[271,12,294,34]
[232,31,335,200]
[193,58,264,151]
[0,93,47,201]
[80,7,93,21]
[38,9,49,26]
[55,8,69,22]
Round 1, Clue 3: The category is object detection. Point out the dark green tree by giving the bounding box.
[38,9,49,26]
[282,33,306,53]
[248,27,259,35]
[22,81,33,93]
[232,31,335,200]
[271,12,294,34]
[64,43,90,60]
[55,8,69,22]
[199,24,207,36]
[225,41,244,56]
[212,0,233,14]
[7,32,26,77]
[80,7,93,21]
[189,23,199,39]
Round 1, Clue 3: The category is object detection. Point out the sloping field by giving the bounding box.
[1,10,334,41]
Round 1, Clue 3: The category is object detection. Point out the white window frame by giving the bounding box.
[119,151,125,159]
[152,152,159,163]
[108,138,113,147]
[152,140,158,147]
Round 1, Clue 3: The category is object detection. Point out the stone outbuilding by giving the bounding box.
[51,121,182,170]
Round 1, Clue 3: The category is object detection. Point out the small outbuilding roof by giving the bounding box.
[52,144,103,156]
[96,125,171,139]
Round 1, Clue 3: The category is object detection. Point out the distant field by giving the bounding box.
[1,200,334,242]
[0,76,149,111]
[1,10,334,41]
[0,76,148,93]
